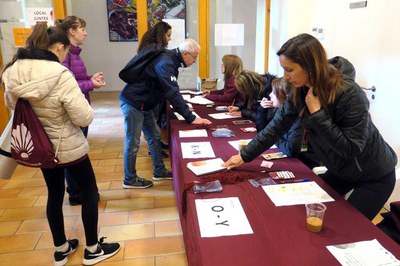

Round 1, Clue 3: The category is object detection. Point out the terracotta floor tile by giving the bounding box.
[0,233,41,253]
[154,196,177,208]
[0,206,46,222]
[105,198,155,212]
[0,248,54,265]
[0,188,22,198]
[124,236,185,259]
[156,254,188,266]
[99,223,154,242]
[0,197,37,209]
[129,207,179,224]
[155,220,183,237]
[0,221,21,236]
[74,211,129,228]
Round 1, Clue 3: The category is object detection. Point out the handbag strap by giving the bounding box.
[54,117,66,158]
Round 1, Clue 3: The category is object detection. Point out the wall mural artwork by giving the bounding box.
[107,0,138,42]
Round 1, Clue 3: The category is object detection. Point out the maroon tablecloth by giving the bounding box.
[168,101,400,266]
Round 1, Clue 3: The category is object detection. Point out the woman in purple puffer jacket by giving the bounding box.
[56,16,105,205]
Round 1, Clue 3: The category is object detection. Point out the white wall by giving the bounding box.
[269,0,400,167]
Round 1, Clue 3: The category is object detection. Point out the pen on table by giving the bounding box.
[231,98,235,107]
[277,178,311,184]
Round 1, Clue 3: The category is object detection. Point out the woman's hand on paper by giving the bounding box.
[228,106,240,112]
[192,117,212,125]
[223,154,244,170]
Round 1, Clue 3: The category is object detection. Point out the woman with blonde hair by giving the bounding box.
[204,54,245,103]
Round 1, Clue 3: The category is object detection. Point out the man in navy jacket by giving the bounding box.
[120,38,211,189]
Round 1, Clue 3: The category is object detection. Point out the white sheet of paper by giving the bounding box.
[262,181,335,206]
[174,112,200,121]
[180,90,203,95]
[187,158,226,176]
[186,96,214,105]
[179,129,208,138]
[327,239,400,266]
[182,94,192,101]
[195,197,254,238]
[228,139,253,151]
[181,141,216,158]
[208,112,242,119]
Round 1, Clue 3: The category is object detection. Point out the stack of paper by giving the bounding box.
[186,96,214,105]
[179,129,208,138]
[208,112,242,119]
[181,142,216,158]
[187,158,226,176]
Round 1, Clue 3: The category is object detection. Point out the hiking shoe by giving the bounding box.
[82,237,120,265]
[148,150,169,158]
[153,169,173,181]
[123,177,153,189]
[54,239,79,266]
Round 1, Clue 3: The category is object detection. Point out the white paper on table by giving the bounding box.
[195,197,254,238]
[174,112,200,121]
[228,139,253,151]
[180,90,203,95]
[182,94,192,101]
[186,96,214,105]
[181,141,215,158]
[327,239,400,266]
[179,129,208,138]
[187,158,226,176]
[170,103,193,109]
[262,181,334,206]
[208,112,242,119]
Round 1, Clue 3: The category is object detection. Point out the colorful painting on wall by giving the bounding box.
[147,0,186,28]
[106,0,138,42]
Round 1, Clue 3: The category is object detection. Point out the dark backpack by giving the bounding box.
[10,99,62,168]
[119,47,165,83]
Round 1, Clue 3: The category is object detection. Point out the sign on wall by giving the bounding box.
[26,8,55,26]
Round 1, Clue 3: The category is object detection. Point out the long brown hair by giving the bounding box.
[138,21,171,53]
[55,15,86,32]
[235,70,266,106]
[222,54,243,81]
[277,33,343,109]
[271,78,292,107]
[1,24,70,81]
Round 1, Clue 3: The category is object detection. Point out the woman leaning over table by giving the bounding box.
[223,33,397,220]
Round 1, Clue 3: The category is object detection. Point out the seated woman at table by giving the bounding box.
[227,70,276,132]
[203,54,245,104]
[223,33,397,221]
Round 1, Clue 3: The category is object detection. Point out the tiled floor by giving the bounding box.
[0,92,187,266]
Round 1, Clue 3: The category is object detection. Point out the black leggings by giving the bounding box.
[321,170,396,220]
[41,156,99,246]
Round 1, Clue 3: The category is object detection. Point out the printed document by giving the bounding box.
[179,129,208,138]
[187,158,226,176]
[186,96,214,105]
[327,239,400,266]
[195,197,253,238]
[208,112,242,119]
[181,141,215,158]
[262,181,334,206]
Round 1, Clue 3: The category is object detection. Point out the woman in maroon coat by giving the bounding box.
[204,54,245,104]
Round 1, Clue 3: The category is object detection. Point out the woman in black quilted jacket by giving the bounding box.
[224,33,397,220]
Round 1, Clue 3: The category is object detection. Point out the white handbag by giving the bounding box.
[0,115,18,179]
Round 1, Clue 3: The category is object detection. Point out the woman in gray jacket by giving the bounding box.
[1,24,119,266]
[224,33,397,220]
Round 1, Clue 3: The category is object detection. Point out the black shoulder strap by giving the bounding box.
[119,48,165,83]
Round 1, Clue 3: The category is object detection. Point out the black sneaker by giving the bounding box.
[148,150,169,158]
[153,169,173,181]
[160,142,169,150]
[82,237,120,265]
[54,239,79,266]
[123,177,153,189]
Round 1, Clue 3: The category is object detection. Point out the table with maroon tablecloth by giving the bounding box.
[168,100,400,266]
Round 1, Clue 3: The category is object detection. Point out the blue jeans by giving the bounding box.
[121,100,165,182]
